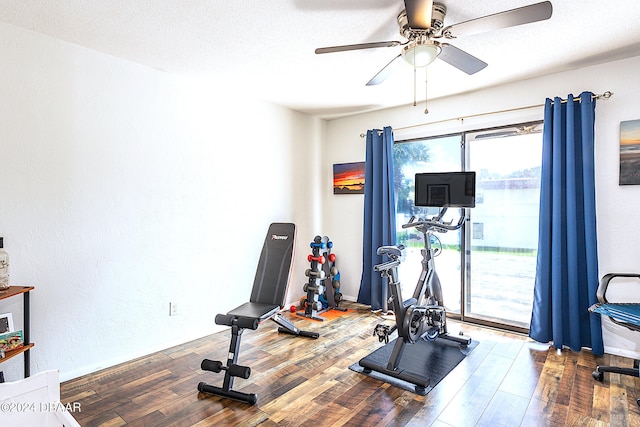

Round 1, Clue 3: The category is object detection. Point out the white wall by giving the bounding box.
[0,23,322,381]
[323,55,640,356]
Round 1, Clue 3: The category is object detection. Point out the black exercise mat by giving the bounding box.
[349,337,478,395]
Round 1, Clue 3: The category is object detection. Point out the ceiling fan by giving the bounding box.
[315,0,553,86]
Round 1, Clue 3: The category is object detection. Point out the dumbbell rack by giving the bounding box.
[297,236,344,321]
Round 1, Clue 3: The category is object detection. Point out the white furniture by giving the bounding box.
[0,370,81,426]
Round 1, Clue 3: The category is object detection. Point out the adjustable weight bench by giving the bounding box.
[197,223,318,405]
[589,273,640,407]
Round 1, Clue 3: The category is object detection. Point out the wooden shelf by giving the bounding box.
[0,285,34,378]
[2,343,34,363]
[0,285,35,301]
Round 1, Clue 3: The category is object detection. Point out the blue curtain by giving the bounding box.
[529,92,603,355]
[358,126,397,312]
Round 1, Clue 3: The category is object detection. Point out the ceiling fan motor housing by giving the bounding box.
[398,2,447,38]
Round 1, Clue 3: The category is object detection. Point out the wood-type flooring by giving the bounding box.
[60,301,640,426]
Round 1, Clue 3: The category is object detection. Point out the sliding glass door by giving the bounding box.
[393,122,542,331]
[466,125,542,328]
[393,134,463,315]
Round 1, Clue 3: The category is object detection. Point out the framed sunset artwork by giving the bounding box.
[620,119,640,185]
[333,162,365,194]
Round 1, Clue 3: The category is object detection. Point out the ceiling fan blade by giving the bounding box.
[315,41,402,54]
[444,1,553,38]
[403,0,434,30]
[438,44,487,75]
[366,54,403,86]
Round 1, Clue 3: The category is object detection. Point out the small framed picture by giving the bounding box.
[333,162,365,194]
[0,313,14,334]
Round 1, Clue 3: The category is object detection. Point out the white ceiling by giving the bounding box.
[1,1,639,118]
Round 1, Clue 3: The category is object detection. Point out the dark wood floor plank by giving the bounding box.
[629,409,640,427]
[75,409,127,427]
[591,380,610,424]
[119,387,181,423]
[555,350,577,407]
[568,364,596,418]
[58,301,640,426]
[300,401,353,426]
[608,380,630,427]
[124,410,167,427]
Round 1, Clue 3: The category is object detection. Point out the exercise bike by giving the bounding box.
[374,208,471,347]
[359,207,472,393]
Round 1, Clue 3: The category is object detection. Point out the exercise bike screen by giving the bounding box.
[414,172,476,208]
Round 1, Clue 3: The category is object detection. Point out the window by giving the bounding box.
[393,134,463,314]
[393,122,542,331]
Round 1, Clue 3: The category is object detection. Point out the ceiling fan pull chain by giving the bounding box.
[413,48,417,107]
[424,67,429,114]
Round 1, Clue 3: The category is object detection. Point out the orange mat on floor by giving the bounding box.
[289,308,353,321]
[316,308,353,321]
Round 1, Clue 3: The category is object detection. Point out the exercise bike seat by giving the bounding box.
[377,245,405,258]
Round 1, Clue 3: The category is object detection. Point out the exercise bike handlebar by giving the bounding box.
[401,214,465,232]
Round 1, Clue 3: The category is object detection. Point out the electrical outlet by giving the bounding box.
[169,302,179,316]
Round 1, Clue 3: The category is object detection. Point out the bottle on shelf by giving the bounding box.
[0,237,9,291]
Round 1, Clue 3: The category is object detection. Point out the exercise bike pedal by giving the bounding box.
[373,324,396,344]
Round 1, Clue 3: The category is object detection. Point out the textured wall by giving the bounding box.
[0,23,321,381]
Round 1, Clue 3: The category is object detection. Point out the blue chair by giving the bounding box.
[589,273,640,407]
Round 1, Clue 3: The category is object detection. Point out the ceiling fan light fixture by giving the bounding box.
[402,40,441,67]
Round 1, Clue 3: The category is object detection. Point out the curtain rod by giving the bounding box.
[360,91,613,138]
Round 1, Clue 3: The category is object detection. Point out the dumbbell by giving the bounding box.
[308,254,325,264]
[305,269,326,279]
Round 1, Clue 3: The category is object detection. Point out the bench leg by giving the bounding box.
[198,325,258,405]
[199,312,318,405]
[273,313,319,339]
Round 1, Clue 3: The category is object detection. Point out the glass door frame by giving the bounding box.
[395,120,542,335]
